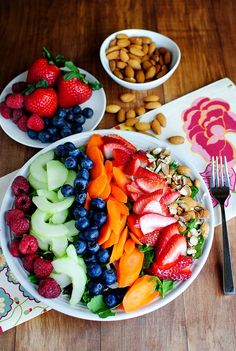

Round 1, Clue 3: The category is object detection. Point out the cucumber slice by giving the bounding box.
[50,236,68,257]
[65,170,77,187]
[47,160,68,191]
[32,195,74,215]
[50,272,72,288]
[30,150,54,183]
[57,189,64,201]
[28,174,48,190]
[64,220,79,237]
[31,209,70,238]
[51,209,69,224]
[66,245,86,272]
[37,189,59,202]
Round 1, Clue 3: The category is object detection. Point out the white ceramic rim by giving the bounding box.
[0,70,106,148]
[0,130,214,321]
[100,29,181,90]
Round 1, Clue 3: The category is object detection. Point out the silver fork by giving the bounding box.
[211,156,235,295]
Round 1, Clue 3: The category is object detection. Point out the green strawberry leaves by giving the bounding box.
[42,47,66,67]
[63,61,102,90]
[23,79,49,95]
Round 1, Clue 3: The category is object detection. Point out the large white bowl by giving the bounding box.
[100,29,181,91]
[0,130,214,321]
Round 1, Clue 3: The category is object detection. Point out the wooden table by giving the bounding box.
[0,1,235,350]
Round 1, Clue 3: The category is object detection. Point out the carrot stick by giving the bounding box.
[84,192,91,210]
[88,174,107,198]
[105,160,113,182]
[124,238,135,255]
[111,183,128,203]
[99,181,111,200]
[113,167,130,192]
[98,221,111,245]
[109,226,128,263]
[86,146,105,179]
[117,247,144,287]
[86,134,104,151]
[129,232,142,245]
[102,230,120,249]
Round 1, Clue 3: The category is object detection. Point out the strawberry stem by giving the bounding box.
[63,61,102,90]
[23,79,49,95]
[42,47,65,67]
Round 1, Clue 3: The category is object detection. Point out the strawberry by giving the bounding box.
[154,234,187,267]
[127,213,143,238]
[135,176,166,193]
[155,223,180,256]
[134,167,161,180]
[142,200,169,216]
[126,182,145,201]
[102,142,134,160]
[133,190,163,214]
[27,114,44,131]
[133,151,149,167]
[150,256,193,280]
[140,230,160,246]
[24,80,57,117]
[139,213,177,234]
[113,149,132,167]
[27,47,65,86]
[103,135,137,151]
[161,190,180,205]
[57,61,101,108]
[124,158,141,176]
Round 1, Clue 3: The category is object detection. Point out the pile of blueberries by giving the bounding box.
[56,142,126,308]
[28,105,94,143]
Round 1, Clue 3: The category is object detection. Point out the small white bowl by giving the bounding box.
[100,29,181,91]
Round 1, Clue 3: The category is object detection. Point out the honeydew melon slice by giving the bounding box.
[50,272,72,288]
[30,150,54,183]
[47,160,68,191]
[28,174,48,190]
[37,189,59,202]
[65,170,77,187]
[31,209,70,238]
[32,195,74,215]
[50,209,69,224]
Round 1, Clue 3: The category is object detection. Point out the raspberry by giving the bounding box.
[10,217,30,236]
[11,176,30,196]
[9,238,21,257]
[27,114,44,131]
[38,277,61,298]
[15,194,32,212]
[6,93,24,109]
[0,102,12,119]
[12,81,27,93]
[19,235,38,255]
[5,208,25,226]
[22,253,39,272]
[12,109,23,123]
[17,115,28,131]
[34,257,53,278]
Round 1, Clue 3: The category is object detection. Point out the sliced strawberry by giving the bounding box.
[154,234,187,267]
[140,230,160,246]
[126,182,145,201]
[103,135,136,151]
[142,200,169,216]
[139,213,177,234]
[155,223,180,256]
[134,167,162,180]
[151,256,192,281]
[133,190,163,214]
[113,149,132,167]
[102,142,135,160]
[129,192,141,202]
[133,151,149,167]
[161,190,180,205]
[135,176,166,193]
[127,213,142,238]
[124,158,141,176]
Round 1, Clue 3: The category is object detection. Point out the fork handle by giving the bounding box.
[220,204,235,295]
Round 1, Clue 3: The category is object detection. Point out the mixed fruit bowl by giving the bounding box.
[0,131,214,320]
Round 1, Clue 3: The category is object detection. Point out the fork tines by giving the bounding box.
[211,156,230,188]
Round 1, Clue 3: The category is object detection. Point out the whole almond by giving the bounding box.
[136,70,145,83]
[109,39,117,47]
[117,61,127,69]
[159,55,164,66]
[142,37,152,44]
[124,77,136,83]
[151,119,161,135]
[106,45,120,54]
[141,54,149,63]
[142,60,152,70]
[130,37,143,45]
[113,69,123,79]
[120,49,129,62]
[164,51,171,65]
[168,136,185,144]
[149,42,157,55]
[117,39,130,47]
[106,105,121,114]
[142,45,149,55]
[136,106,146,116]
[177,165,190,175]
[145,66,156,79]
[143,95,160,102]
[135,121,151,132]
[159,47,167,54]
[109,60,116,72]
[128,59,141,70]
[120,93,136,103]
[129,54,141,63]
[106,50,120,60]
[126,109,136,119]
[145,102,162,109]
[125,118,138,127]
[130,46,145,57]
[156,68,168,79]
[116,33,128,39]
[130,44,143,50]
[156,113,167,127]
[117,108,126,123]
[125,65,135,78]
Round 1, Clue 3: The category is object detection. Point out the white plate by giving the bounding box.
[0,70,106,148]
[0,130,214,321]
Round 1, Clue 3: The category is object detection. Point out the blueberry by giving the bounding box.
[90,198,106,211]
[74,114,86,125]
[72,125,83,134]
[43,118,52,128]
[69,148,83,158]
[75,240,87,255]
[87,263,103,278]
[75,217,90,231]
[97,249,110,263]
[52,116,65,127]
[87,210,95,222]
[38,131,52,143]
[75,192,87,205]
[27,129,38,139]
[60,127,72,138]
[58,109,67,118]
[66,112,75,122]
[82,107,94,119]
[47,127,57,135]
[104,294,118,307]
[83,226,99,241]
[73,206,88,219]
[64,156,78,169]
[73,105,82,114]
[80,157,93,170]
[103,269,117,285]
[84,253,97,263]
[88,281,104,296]
[55,144,68,158]
[77,168,90,181]
[93,212,107,227]
[87,241,100,254]
[74,178,88,192]
[64,142,76,151]
[61,184,74,197]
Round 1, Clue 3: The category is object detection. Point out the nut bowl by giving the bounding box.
[100,29,181,91]
[0,130,214,321]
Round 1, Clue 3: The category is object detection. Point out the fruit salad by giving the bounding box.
[5,134,210,318]
[0,48,101,143]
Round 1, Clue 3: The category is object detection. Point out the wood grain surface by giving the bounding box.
[0,1,235,350]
